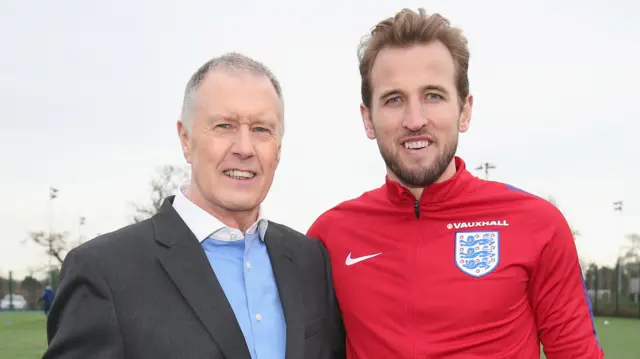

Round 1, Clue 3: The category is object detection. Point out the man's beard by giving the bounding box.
[376,131,458,188]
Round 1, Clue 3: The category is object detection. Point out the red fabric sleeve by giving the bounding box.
[529,211,604,359]
[306,222,320,239]
[306,216,326,242]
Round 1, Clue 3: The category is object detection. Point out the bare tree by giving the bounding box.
[622,233,640,261]
[131,164,190,223]
[622,233,640,277]
[28,231,70,265]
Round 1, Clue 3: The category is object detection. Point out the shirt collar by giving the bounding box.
[172,184,268,242]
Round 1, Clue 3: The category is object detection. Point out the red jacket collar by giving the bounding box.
[384,156,474,205]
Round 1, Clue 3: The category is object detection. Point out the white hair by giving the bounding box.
[180,52,284,135]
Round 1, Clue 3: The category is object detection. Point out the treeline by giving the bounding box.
[584,261,640,318]
[0,270,60,310]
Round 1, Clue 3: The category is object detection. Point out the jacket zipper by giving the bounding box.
[411,198,421,358]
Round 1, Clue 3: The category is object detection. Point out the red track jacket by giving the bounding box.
[307,157,604,359]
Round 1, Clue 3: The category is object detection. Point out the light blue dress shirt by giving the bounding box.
[172,186,286,359]
[202,233,287,359]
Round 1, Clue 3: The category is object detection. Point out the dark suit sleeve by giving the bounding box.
[43,247,125,359]
[316,239,346,359]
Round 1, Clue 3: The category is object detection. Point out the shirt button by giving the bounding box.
[255,313,262,321]
[246,262,252,269]
[230,234,237,240]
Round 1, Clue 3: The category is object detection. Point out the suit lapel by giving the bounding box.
[265,224,304,359]
[153,198,251,359]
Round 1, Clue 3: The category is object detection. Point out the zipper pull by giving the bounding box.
[414,200,420,219]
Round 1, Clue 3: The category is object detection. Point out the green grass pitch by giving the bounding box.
[1,311,638,358]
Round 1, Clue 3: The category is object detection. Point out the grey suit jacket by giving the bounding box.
[43,197,346,359]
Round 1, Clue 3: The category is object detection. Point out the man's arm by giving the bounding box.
[43,247,124,359]
[315,238,346,359]
[529,211,604,359]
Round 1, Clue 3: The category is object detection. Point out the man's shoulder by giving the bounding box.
[308,187,385,233]
[267,221,329,265]
[67,218,156,265]
[470,179,566,224]
[268,220,317,247]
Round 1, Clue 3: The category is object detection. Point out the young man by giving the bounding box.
[307,8,604,359]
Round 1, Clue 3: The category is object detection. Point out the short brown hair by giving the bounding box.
[358,8,470,108]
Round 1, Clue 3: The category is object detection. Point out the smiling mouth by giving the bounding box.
[223,170,256,180]
[403,140,431,150]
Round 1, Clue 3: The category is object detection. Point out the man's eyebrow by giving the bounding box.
[423,85,449,95]
[206,115,236,123]
[378,89,404,101]
[378,85,450,101]
[252,118,277,127]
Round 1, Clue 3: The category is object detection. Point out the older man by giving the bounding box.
[44,53,345,359]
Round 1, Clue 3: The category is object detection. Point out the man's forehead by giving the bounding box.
[196,76,282,112]
[370,44,456,89]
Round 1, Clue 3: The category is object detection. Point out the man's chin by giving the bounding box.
[220,199,261,213]
[397,158,439,174]
[392,161,449,187]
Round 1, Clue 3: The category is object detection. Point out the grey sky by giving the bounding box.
[1,0,638,279]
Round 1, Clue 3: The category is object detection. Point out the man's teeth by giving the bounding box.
[223,170,255,179]
[404,140,430,149]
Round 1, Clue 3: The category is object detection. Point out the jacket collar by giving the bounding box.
[384,156,474,206]
[152,198,305,359]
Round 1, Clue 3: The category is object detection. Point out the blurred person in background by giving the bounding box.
[37,285,54,317]
[307,8,604,359]
[44,53,345,359]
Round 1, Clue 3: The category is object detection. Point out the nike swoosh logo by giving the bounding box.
[345,252,382,266]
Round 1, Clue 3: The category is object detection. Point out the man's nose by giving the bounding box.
[231,127,255,159]
[403,101,428,132]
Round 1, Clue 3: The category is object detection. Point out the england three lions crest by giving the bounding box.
[455,231,500,278]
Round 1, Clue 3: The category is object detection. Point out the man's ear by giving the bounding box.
[458,94,473,133]
[361,104,376,139]
[177,120,193,164]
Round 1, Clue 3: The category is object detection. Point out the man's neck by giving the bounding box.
[185,186,260,233]
[212,209,260,234]
[388,159,458,200]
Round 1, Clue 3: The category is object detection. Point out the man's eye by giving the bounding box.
[254,127,273,134]
[426,93,442,100]
[216,123,231,129]
[386,97,402,105]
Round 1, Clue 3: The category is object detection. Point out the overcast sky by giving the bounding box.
[1,0,638,279]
